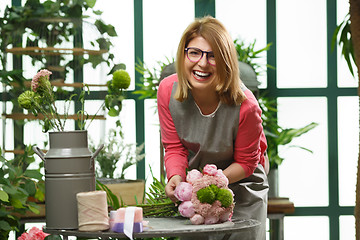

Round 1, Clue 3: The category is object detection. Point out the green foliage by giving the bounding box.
[234,40,318,169]
[234,38,274,76]
[96,180,121,210]
[0,0,119,72]
[96,166,178,217]
[17,67,129,132]
[105,64,128,117]
[0,0,125,118]
[90,128,145,179]
[259,94,319,169]
[137,168,178,217]
[45,235,63,240]
[134,58,174,99]
[332,13,356,77]
[0,145,45,239]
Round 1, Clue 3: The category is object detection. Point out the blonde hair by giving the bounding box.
[175,16,246,105]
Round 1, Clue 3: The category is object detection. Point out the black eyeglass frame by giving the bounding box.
[184,47,216,66]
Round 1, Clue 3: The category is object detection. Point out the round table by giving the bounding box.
[44,216,260,240]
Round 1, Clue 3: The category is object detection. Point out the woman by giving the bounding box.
[157,16,268,240]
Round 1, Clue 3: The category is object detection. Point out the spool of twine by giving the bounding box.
[77,190,109,231]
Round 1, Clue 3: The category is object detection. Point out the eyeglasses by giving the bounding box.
[185,47,216,66]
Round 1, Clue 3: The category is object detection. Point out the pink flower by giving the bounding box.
[203,164,218,176]
[219,210,232,223]
[31,69,52,92]
[186,169,203,184]
[18,227,49,240]
[215,169,229,185]
[204,215,220,224]
[178,201,195,218]
[192,174,227,193]
[190,214,205,225]
[176,164,234,225]
[174,182,193,201]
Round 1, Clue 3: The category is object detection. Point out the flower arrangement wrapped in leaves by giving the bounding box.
[17,68,130,132]
[174,164,234,225]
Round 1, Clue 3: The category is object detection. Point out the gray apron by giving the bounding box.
[169,82,268,240]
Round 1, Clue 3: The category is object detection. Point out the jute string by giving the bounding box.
[76,190,109,231]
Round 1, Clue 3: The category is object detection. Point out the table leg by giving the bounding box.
[269,218,284,240]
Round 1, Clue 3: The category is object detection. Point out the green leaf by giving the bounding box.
[108,63,126,75]
[34,187,45,202]
[0,220,12,231]
[2,185,17,195]
[96,180,120,209]
[45,235,63,240]
[24,169,43,180]
[27,202,40,214]
[24,181,36,195]
[10,198,24,209]
[107,108,119,117]
[85,0,96,8]
[0,190,9,202]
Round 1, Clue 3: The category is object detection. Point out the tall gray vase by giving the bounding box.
[268,168,279,198]
[33,130,103,230]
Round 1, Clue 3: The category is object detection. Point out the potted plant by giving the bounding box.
[17,68,129,132]
[16,67,131,230]
[257,94,318,196]
[0,145,45,239]
[90,127,146,206]
[234,39,319,197]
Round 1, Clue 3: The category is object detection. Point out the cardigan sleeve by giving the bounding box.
[157,75,189,181]
[234,89,267,177]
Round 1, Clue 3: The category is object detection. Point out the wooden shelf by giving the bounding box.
[7,203,46,219]
[6,47,108,56]
[268,197,295,214]
[10,81,107,88]
[3,113,106,120]
[51,82,107,88]
[5,149,47,154]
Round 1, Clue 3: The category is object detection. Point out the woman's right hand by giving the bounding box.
[165,175,182,203]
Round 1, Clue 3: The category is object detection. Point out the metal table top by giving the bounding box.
[44,216,260,239]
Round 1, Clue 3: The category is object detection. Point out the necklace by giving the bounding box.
[194,101,221,118]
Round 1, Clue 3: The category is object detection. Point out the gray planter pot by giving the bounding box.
[34,130,103,230]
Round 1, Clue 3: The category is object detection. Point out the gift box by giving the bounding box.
[111,206,143,238]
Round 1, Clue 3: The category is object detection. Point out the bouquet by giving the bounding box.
[17,68,130,132]
[17,227,49,240]
[174,164,234,225]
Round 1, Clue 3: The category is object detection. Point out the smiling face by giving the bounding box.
[184,36,217,95]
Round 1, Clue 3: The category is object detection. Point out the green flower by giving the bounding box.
[209,184,219,195]
[18,91,35,110]
[112,69,131,89]
[216,189,233,208]
[197,186,216,204]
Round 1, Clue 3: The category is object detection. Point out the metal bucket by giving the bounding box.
[33,130,103,230]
